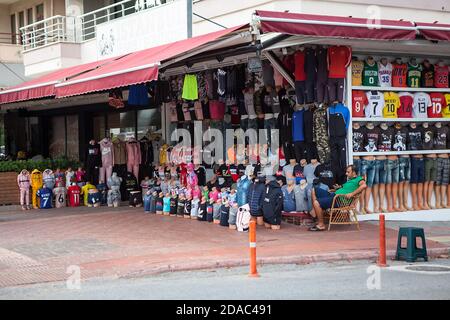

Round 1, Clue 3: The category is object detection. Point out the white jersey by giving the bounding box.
[413,92,431,118]
[236,204,251,232]
[378,62,393,87]
[365,91,384,118]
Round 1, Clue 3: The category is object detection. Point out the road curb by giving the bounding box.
[122,247,450,279]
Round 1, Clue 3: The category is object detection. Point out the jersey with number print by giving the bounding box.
[378,62,393,87]
[37,187,52,209]
[412,92,431,118]
[352,90,368,117]
[383,92,400,118]
[443,94,450,118]
[352,60,364,86]
[398,92,413,118]
[428,93,445,118]
[392,63,407,87]
[434,64,449,88]
[67,185,81,207]
[362,61,379,86]
[407,63,422,88]
[53,187,66,208]
[365,91,384,118]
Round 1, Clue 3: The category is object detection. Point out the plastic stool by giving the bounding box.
[395,227,428,262]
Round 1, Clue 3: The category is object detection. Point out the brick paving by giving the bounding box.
[0,207,448,288]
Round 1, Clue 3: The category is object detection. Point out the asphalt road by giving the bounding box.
[1,259,449,300]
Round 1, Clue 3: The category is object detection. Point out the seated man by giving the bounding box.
[309,165,366,231]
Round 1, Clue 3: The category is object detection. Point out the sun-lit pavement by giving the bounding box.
[0,206,448,288]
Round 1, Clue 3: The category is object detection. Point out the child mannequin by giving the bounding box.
[156,192,164,215]
[184,194,192,219]
[207,198,214,222]
[191,196,200,220]
[170,194,178,216]
[177,193,186,217]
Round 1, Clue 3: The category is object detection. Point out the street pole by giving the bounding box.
[187,0,192,38]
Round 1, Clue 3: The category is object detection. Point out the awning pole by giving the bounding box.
[263,51,295,89]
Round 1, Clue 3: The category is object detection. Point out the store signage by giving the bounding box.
[247,57,262,73]
[96,0,188,59]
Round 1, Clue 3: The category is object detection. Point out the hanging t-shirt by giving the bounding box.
[393,126,408,151]
[413,92,432,118]
[443,94,450,118]
[378,62,393,87]
[434,64,449,88]
[352,126,366,152]
[362,61,379,86]
[328,46,351,79]
[392,63,408,87]
[428,93,445,118]
[314,163,335,189]
[407,63,422,88]
[294,50,306,81]
[421,63,435,88]
[292,109,305,142]
[352,90,368,117]
[364,127,381,152]
[365,91,384,118]
[422,126,435,150]
[434,125,449,149]
[378,127,395,151]
[407,126,423,150]
[398,92,414,118]
[352,60,364,86]
[383,92,400,118]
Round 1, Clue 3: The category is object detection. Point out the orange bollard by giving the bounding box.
[248,220,260,277]
[378,214,387,267]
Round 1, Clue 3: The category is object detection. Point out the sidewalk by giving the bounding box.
[0,207,449,288]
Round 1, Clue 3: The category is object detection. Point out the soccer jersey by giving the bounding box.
[378,127,395,151]
[398,92,413,118]
[407,62,422,88]
[365,91,384,118]
[37,187,52,209]
[352,90,368,117]
[434,64,449,88]
[362,61,379,86]
[378,62,393,87]
[392,63,407,87]
[413,92,431,118]
[294,50,306,81]
[53,187,66,208]
[67,185,81,207]
[421,63,435,88]
[443,94,450,118]
[428,93,445,118]
[328,46,351,78]
[352,60,364,86]
[383,92,400,118]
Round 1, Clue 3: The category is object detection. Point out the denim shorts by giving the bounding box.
[361,159,377,187]
[375,159,387,185]
[352,159,362,176]
[385,159,399,184]
[410,158,425,184]
[398,157,410,182]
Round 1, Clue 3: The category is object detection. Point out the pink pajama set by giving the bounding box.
[126,140,141,179]
[17,172,31,206]
[99,139,114,183]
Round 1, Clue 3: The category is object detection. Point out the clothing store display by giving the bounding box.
[392,63,407,87]
[128,84,149,106]
[352,59,364,86]
[313,106,330,164]
[429,93,445,118]
[126,139,141,179]
[364,126,381,152]
[86,142,101,185]
[383,92,400,118]
[352,90,368,117]
[434,64,449,88]
[421,62,435,88]
[99,138,114,184]
[262,180,283,226]
[407,62,422,88]
[407,126,423,150]
[398,92,414,118]
[378,126,395,151]
[378,61,393,87]
[352,126,366,152]
[182,74,199,101]
[316,47,329,103]
[413,92,431,118]
[362,60,378,86]
[365,91,384,118]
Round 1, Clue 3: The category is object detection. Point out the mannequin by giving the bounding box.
[42,169,56,190]
[293,178,309,213]
[99,137,114,184]
[107,172,122,208]
[422,122,436,210]
[262,177,283,230]
[126,137,141,181]
[434,122,448,208]
[248,175,266,226]
[362,122,378,213]
[186,163,198,190]
[17,169,31,210]
[237,165,254,207]
[407,57,422,88]
[378,57,393,87]
[362,56,378,86]
[86,140,101,185]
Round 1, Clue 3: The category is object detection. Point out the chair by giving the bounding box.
[395,227,428,262]
[324,193,361,231]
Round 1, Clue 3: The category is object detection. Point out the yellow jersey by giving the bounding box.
[383,92,400,118]
[442,94,450,118]
[352,60,364,86]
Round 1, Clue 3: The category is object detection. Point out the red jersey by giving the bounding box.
[352,90,368,117]
[392,63,407,87]
[294,50,306,81]
[434,65,449,88]
[428,93,445,118]
[327,46,351,78]
[398,93,413,118]
[67,185,81,207]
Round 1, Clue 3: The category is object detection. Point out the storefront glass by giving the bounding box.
[137,108,161,139]
[108,111,136,139]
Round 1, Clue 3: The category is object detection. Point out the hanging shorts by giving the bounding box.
[424,158,437,182]
[182,74,199,101]
[436,158,450,185]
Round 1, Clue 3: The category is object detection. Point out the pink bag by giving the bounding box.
[209,100,225,120]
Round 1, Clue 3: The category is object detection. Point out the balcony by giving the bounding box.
[0,32,22,64]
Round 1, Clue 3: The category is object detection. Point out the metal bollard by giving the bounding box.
[378,214,387,267]
[248,220,260,277]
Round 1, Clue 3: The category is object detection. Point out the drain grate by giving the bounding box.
[405,265,450,272]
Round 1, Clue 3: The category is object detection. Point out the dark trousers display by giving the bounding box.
[293,141,306,163]
[282,142,295,161]
[86,164,99,185]
[305,142,318,162]
[330,137,347,185]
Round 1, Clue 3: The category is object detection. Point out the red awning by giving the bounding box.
[55,25,247,98]
[416,22,450,41]
[256,10,417,41]
[0,57,120,104]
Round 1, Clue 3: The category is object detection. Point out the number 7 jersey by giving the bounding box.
[365,91,384,118]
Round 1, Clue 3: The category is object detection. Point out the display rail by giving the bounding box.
[352,117,450,122]
[352,86,450,93]
[353,150,450,156]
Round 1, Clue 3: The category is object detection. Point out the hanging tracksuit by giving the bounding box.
[17,170,31,208]
[99,138,114,184]
[86,143,102,185]
[328,103,350,184]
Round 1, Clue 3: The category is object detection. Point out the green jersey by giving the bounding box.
[407,62,422,88]
[362,61,379,86]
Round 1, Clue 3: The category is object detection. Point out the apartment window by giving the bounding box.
[18,11,25,28]
[27,8,33,25]
[10,14,16,44]
[36,4,44,21]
